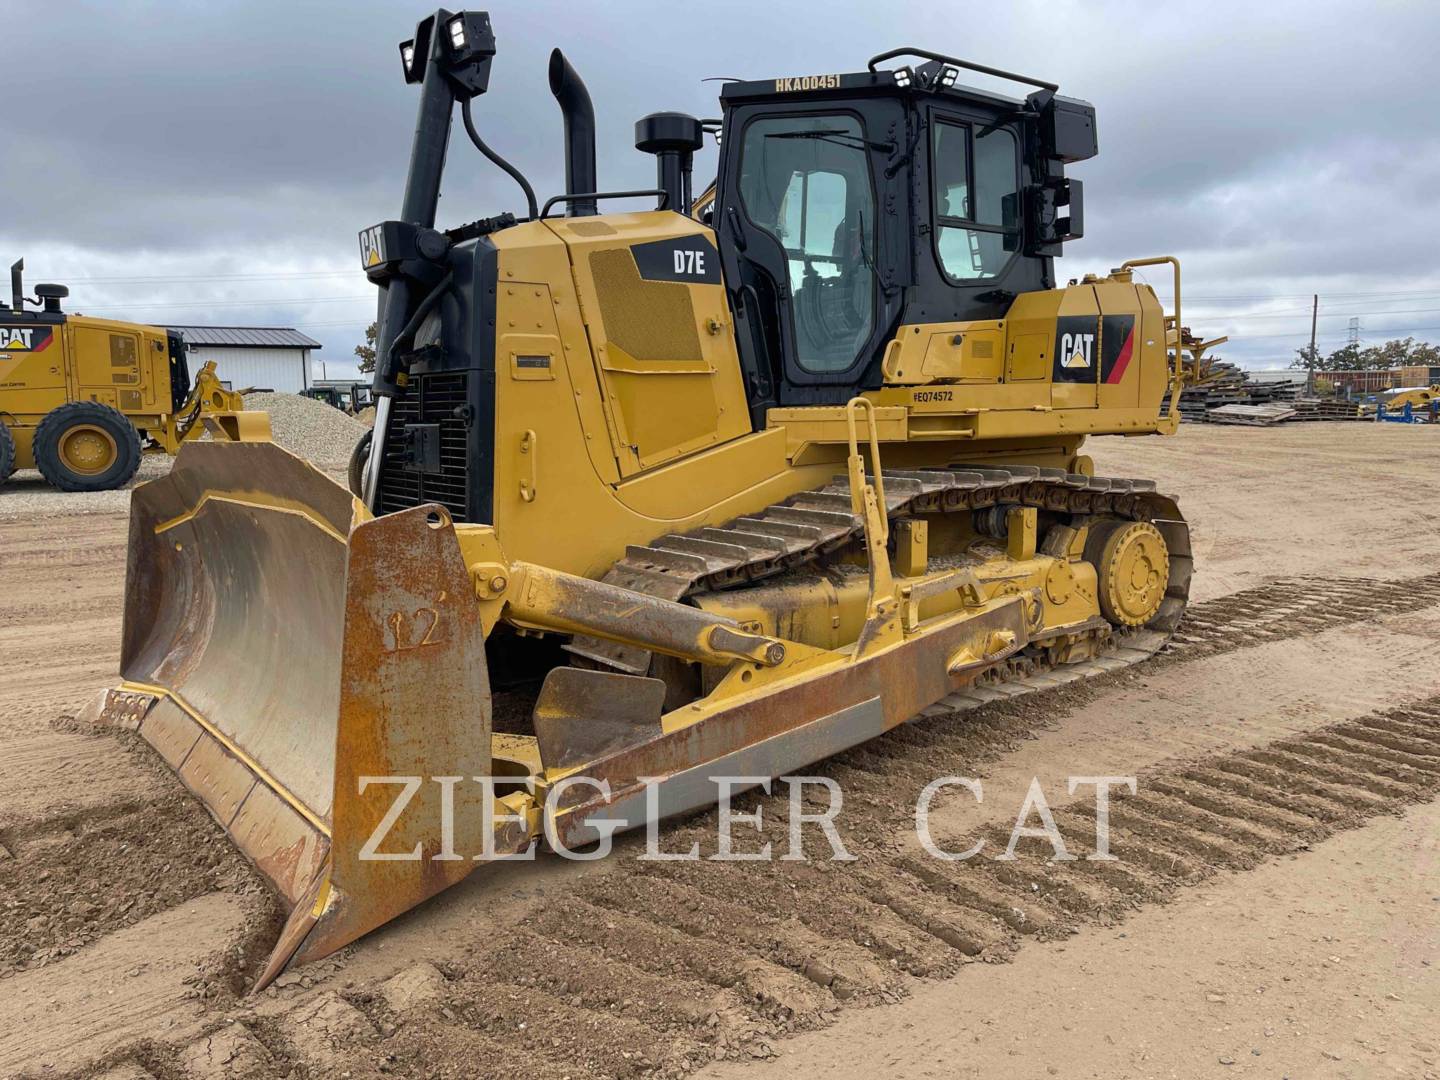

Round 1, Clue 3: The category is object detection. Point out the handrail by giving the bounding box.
[866,47,1059,93]
[1119,256,1181,358]
[1120,256,1185,416]
[540,189,669,219]
[844,396,888,544]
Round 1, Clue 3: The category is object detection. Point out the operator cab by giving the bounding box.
[712,51,1095,416]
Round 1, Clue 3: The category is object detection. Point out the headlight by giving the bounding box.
[893,66,913,88]
[448,16,467,48]
[398,38,420,82]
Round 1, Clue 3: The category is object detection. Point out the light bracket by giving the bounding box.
[398,10,494,97]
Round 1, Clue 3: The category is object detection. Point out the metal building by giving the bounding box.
[165,326,322,394]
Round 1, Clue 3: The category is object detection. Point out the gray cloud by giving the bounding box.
[3,0,1436,375]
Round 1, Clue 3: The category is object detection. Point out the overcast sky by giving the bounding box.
[3,0,1437,377]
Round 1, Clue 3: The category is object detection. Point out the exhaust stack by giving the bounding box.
[548,49,597,216]
[10,259,22,313]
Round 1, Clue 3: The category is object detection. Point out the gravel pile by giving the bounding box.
[0,393,363,520]
[242,392,368,467]
[0,457,170,520]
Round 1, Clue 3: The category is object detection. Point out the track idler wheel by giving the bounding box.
[1086,520,1170,627]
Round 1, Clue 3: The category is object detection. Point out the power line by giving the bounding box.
[1151,288,1440,302]
[26,269,360,284]
[82,294,372,311]
[1193,306,1440,323]
[1222,323,1440,341]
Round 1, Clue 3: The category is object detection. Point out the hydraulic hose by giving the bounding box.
[461,97,539,220]
[361,270,456,508]
[384,270,455,375]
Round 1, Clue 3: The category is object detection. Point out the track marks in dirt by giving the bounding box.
[249,699,1440,1080]
[0,894,252,1078]
[0,787,280,978]
[1168,571,1440,658]
[23,574,1440,1078]
[0,730,157,830]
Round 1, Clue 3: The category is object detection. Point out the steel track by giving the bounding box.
[565,466,1192,708]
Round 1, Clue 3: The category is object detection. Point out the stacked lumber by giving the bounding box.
[1180,362,1355,424]
[1289,398,1362,421]
[1208,403,1298,426]
[1178,362,1247,421]
[1246,378,1302,402]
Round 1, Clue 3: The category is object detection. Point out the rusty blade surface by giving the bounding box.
[121,440,359,824]
[533,667,666,772]
[280,503,495,974]
[552,597,1033,847]
[113,445,511,985]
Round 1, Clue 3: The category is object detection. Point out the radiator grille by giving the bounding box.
[376,372,472,520]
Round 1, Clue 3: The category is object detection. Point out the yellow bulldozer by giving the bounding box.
[84,10,1208,987]
[0,260,257,491]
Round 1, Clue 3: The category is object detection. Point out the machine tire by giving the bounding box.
[347,428,373,499]
[0,421,14,486]
[33,401,142,493]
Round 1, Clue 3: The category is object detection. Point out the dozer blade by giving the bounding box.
[83,441,504,986]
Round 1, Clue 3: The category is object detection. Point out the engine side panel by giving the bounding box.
[543,212,753,476]
[486,219,834,579]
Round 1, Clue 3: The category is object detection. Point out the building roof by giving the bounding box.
[166,325,322,350]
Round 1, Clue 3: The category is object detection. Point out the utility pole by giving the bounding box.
[1347,317,1362,400]
[1307,294,1318,395]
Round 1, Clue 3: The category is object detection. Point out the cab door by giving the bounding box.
[716,96,908,406]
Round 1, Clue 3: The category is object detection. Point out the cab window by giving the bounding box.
[738,113,878,374]
[932,120,1020,281]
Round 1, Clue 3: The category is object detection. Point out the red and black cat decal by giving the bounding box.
[1100,314,1137,385]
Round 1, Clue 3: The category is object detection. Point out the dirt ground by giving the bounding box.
[2,422,1439,1080]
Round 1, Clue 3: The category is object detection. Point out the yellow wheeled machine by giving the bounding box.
[85,12,1207,986]
[0,260,259,491]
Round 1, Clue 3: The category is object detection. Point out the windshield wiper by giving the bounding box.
[766,129,896,154]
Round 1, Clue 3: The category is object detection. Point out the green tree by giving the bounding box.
[1290,343,1323,371]
[1411,341,1440,366]
[355,321,377,374]
[1358,337,1416,370]
[1291,336,1440,375]
[1324,342,1362,371]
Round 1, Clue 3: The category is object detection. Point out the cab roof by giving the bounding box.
[718,69,1029,112]
[719,48,1071,112]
